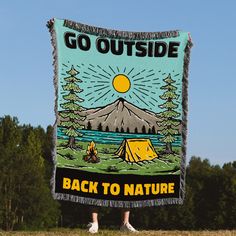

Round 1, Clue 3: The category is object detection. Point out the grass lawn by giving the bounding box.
[0,229,235,236]
[56,139,181,175]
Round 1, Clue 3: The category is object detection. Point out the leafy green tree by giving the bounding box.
[158,74,180,153]
[17,130,60,230]
[187,157,225,229]
[0,116,22,230]
[60,65,85,149]
[42,125,54,180]
[218,162,236,229]
[0,116,60,230]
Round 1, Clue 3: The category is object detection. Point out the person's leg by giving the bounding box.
[121,208,130,224]
[120,208,138,232]
[88,207,99,234]
[91,207,99,223]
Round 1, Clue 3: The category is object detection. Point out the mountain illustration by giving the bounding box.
[80,98,162,133]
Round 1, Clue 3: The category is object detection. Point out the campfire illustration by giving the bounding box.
[84,141,100,163]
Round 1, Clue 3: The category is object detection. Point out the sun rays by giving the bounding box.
[61,63,181,111]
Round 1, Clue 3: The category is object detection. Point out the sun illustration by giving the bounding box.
[112,74,131,93]
[72,64,166,108]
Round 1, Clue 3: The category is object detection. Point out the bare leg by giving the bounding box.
[121,208,130,224]
[90,207,99,223]
[88,207,99,233]
[120,208,138,232]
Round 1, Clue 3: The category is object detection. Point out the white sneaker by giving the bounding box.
[120,222,138,233]
[87,222,98,234]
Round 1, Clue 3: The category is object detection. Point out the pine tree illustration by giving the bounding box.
[60,65,85,149]
[158,74,180,154]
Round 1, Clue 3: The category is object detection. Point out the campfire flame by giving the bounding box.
[87,141,98,156]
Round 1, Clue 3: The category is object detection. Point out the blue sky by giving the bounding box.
[0,0,235,165]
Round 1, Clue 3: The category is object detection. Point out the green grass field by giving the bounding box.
[56,139,181,175]
[0,229,235,236]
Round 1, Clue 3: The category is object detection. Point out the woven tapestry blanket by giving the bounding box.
[48,18,192,208]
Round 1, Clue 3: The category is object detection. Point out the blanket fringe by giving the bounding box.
[63,19,179,40]
[53,193,183,208]
[180,38,193,202]
[47,18,60,203]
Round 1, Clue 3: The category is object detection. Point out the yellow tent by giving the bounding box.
[115,139,158,163]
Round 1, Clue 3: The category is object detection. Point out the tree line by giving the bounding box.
[0,116,235,231]
[87,121,157,134]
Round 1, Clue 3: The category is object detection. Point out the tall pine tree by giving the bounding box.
[158,74,180,154]
[60,65,85,149]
